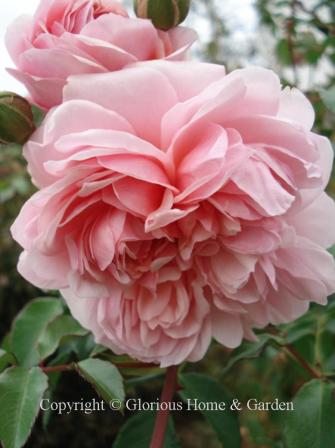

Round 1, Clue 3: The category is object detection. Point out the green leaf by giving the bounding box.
[1,334,12,352]
[276,39,292,65]
[179,373,241,448]
[126,372,165,387]
[284,379,335,448]
[11,298,64,367]
[41,389,53,431]
[222,334,283,375]
[40,351,72,430]
[113,411,181,448]
[90,344,108,357]
[0,367,48,448]
[37,315,88,360]
[77,359,125,404]
[297,32,323,65]
[66,333,96,360]
[319,87,335,114]
[0,349,16,373]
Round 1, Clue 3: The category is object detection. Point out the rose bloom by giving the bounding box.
[5,0,196,109]
[12,61,335,367]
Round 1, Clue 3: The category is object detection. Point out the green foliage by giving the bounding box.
[276,39,292,66]
[0,296,129,446]
[113,411,181,448]
[0,142,39,341]
[37,315,88,360]
[281,300,335,375]
[221,334,284,375]
[0,348,16,373]
[257,0,335,145]
[0,367,48,448]
[283,379,335,448]
[179,373,241,448]
[10,298,64,367]
[77,359,125,404]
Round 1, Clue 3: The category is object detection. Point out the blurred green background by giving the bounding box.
[1,1,335,447]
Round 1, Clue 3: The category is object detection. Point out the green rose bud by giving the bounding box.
[134,0,191,31]
[0,92,35,145]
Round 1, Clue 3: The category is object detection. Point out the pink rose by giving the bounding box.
[5,0,197,109]
[12,62,335,366]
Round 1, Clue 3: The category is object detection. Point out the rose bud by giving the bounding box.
[0,92,35,145]
[134,0,191,31]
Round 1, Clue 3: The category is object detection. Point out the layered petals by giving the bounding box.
[12,61,335,366]
[5,0,197,108]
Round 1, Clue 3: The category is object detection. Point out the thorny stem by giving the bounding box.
[41,363,74,374]
[40,361,158,373]
[150,365,178,448]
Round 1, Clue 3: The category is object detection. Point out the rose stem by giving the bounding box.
[284,344,321,379]
[40,361,157,374]
[150,365,178,448]
[42,364,74,373]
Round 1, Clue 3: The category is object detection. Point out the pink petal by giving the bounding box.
[64,66,179,147]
